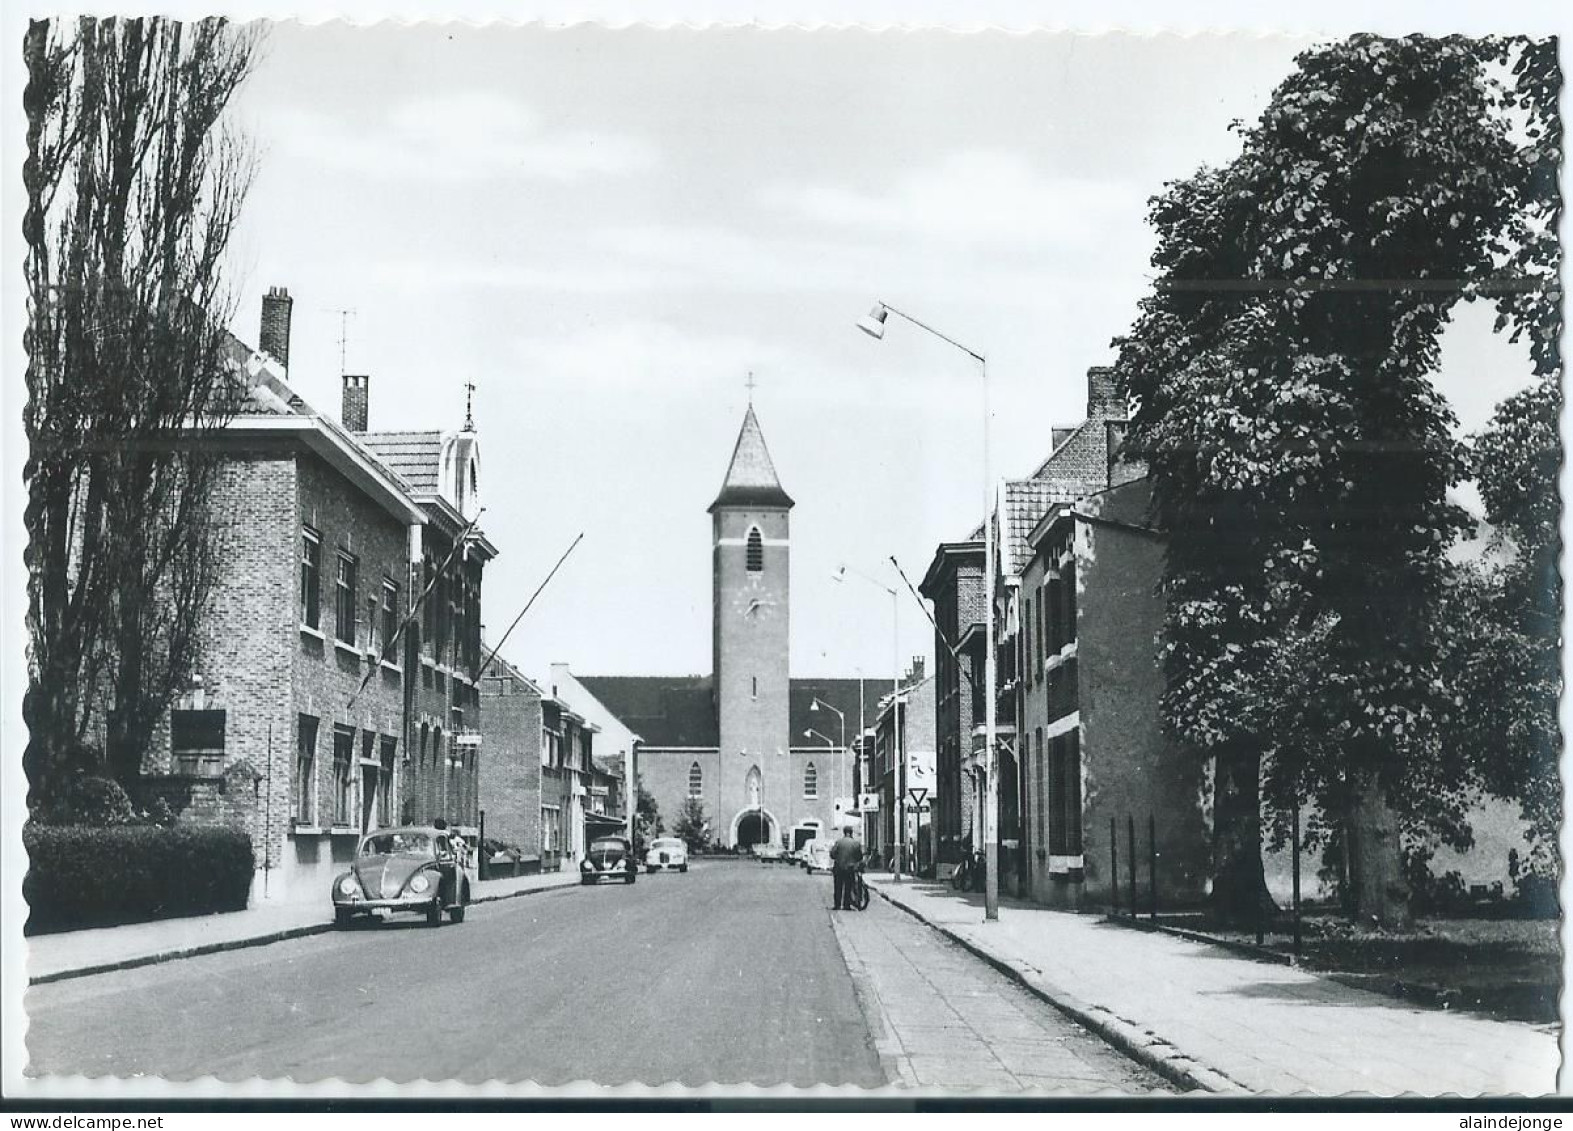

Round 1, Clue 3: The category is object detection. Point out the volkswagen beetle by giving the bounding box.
[581,835,638,884]
[332,825,471,927]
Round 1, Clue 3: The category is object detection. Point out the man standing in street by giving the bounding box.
[830,826,863,911]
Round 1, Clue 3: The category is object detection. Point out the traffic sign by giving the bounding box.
[906,787,928,808]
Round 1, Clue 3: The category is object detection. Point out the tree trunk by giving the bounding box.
[1347,768,1412,930]
[1210,742,1276,923]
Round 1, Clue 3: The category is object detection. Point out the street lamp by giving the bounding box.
[856,299,998,922]
[811,729,836,817]
[832,564,905,882]
[809,697,846,824]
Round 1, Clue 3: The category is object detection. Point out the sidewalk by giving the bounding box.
[867,875,1560,1097]
[28,870,580,986]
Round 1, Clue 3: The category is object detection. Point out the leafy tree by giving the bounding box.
[632,786,662,853]
[1448,377,1561,874]
[1114,35,1557,927]
[671,796,710,852]
[23,18,259,801]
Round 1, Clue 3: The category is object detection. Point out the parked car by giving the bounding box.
[800,838,832,875]
[751,841,787,864]
[582,835,638,884]
[645,836,689,873]
[332,825,471,928]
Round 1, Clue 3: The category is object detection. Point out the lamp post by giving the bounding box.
[809,697,846,825]
[833,564,903,882]
[856,300,998,921]
[805,728,836,826]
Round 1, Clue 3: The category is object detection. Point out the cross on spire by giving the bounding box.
[745,371,757,403]
[463,380,477,432]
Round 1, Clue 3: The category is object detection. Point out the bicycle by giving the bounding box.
[851,866,871,911]
[951,849,985,893]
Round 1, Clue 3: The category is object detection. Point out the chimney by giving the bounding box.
[259,286,293,368]
[1087,366,1124,419]
[342,374,369,432]
[908,656,926,682]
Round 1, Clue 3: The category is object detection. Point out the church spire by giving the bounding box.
[709,403,794,512]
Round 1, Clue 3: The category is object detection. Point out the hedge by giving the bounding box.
[24,823,254,935]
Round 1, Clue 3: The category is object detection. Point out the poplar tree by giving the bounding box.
[24,18,259,801]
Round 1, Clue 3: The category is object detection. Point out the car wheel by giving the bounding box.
[426,900,443,927]
[448,903,465,924]
[626,872,636,884]
[679,864,688,873]
[334,907,353,929]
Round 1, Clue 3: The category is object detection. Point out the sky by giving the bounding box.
[221,23,1540,683]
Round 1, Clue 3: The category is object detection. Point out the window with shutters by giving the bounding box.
[804,762,818,799]
[746,526,764,572]
[688,761,703,798]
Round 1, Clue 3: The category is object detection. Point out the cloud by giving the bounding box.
[767,150,1150,249]
[265,90,657,182]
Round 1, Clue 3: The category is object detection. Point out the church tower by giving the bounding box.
[710,405,793,848]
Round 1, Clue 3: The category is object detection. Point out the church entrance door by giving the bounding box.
[733,808,777,850]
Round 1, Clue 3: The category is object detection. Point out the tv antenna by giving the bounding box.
[321,307,357,374]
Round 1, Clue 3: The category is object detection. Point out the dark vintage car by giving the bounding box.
[332,825,471,927]
[580,835,638,885]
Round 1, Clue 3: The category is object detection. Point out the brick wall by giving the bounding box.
[1075,497,1209,907]
[636,749,722,840]
[924,550,985,866]
[713,506,792,845]
[479,669,543,853]
[144,453,299,877]
[291,453,408,857]
[404,524,485,830]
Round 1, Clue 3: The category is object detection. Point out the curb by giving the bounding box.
[28,877,580,987]
[868,883,1246,1095]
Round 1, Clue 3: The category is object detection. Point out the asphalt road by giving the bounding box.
[26,859,886,1087]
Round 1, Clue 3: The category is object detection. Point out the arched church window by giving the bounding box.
[688,761,703,798]
[804,762,818,799]
[746,527,764,573]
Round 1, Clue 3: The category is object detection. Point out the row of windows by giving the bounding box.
[1020,546,1077,690]
[301,528,401,656]
[682,761,819,798]
[1031,727,1083,856]
[292,715,397,829]
[421,551,482,672]
[541,725,594,771]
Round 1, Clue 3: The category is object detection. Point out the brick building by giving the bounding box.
[356,386,497,837]
[478,655,607,870]
[1017,478,1211,908]
[918,540,985,872]
[868,662,936,870]
[556,405,863,850]
[920,366,1130,884]
[141,288,496,902]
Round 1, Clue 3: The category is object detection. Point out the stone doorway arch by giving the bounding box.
[731,807,780,849]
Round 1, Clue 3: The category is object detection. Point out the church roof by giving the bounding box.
[575,675,718,748]
[571,675,877,752]
[709,405,794,512]
[788,679,880,746]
